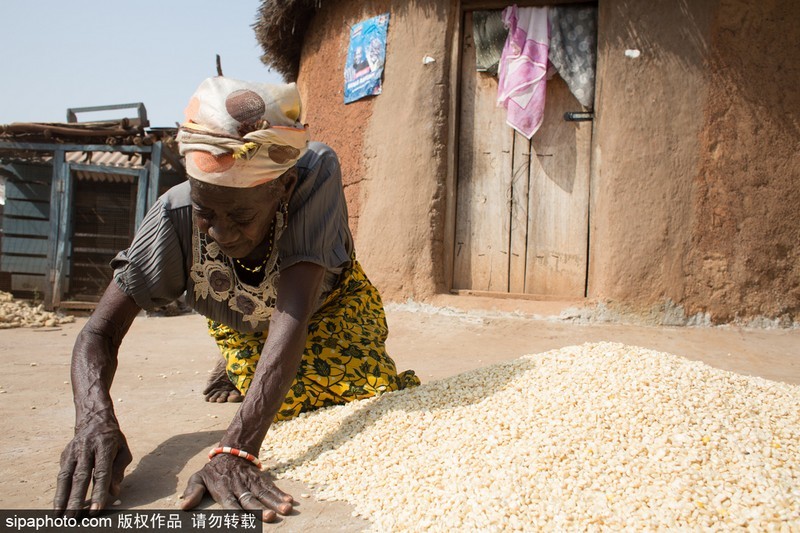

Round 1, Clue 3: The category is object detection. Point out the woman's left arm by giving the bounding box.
[181,261,325,521]
[224,260,325,450]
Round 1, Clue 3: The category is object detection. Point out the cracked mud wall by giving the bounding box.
[685,0,800,322]
[590,0,799,323]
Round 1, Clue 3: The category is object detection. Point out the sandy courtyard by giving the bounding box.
[1,296,798,530]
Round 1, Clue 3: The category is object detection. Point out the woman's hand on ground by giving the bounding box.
[180,454,294,522]
[54,422,132,517]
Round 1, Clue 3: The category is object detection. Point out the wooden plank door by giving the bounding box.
[453,10,592,297]
[453,11,514,293]
[525,75,592,295]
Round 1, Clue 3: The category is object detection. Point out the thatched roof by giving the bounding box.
[253,0,323,82]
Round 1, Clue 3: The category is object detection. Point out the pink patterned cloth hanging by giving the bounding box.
[497,5,549,139]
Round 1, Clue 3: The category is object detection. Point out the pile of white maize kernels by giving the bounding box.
[0,291,75,329]
[262,342,800,531]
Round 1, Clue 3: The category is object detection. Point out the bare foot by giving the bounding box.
[203,358,244,403]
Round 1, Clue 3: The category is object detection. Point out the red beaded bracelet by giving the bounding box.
[208,446,263,469]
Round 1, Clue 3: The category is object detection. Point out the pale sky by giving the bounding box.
[0,1,283,127]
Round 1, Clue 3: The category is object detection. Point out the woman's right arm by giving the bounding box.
[53,281,142,516]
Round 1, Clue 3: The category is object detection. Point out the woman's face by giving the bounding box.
[189,170,296,259]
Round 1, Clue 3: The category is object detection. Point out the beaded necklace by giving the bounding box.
[233,217,276,274]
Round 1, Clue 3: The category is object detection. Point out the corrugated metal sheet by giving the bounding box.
[66,150,144,167]
[66,151,140,183]
[73,172,135,183]
[0,150,179,182]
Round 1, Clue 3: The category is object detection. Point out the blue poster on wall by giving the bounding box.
[344,13,390,104]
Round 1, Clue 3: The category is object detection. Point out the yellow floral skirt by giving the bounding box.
[208,258,419,421]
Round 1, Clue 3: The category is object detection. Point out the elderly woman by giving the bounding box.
[54,77,418,521]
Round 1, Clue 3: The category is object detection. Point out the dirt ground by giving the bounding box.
[1,295,798,531]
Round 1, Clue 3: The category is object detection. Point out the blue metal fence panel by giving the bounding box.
[0,163,52,296]
[51,150,72,307]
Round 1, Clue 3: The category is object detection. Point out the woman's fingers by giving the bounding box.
[234,478,289,522]
[237,490,279,523]
[256,483,294,511]
[180,472,207,511]
[110,443,132,498]
[53,456,76,514]
[182,456,295,522]
[219,490,244,511]
[252,475,294,515]
[55,446,93,516]
[54,424,132,517]
[66,454,94,516]
[88,452,114,513]
[254,490,293,516]
[265,480,294,504]
[89,439,131,512]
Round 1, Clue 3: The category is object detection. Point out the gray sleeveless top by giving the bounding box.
[111,142,353,333]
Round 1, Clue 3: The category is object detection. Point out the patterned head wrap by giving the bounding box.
[177,77,309,188]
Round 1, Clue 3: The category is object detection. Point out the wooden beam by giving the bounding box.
[1,123,139,139]
[56,300,98,310]
[0,141,152,153]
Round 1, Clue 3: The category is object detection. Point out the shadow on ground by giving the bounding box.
[120,430,224,507]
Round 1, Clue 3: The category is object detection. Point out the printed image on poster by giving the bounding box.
[344,13,389,104]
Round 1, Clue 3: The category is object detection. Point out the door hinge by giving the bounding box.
[564,111,594,122]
